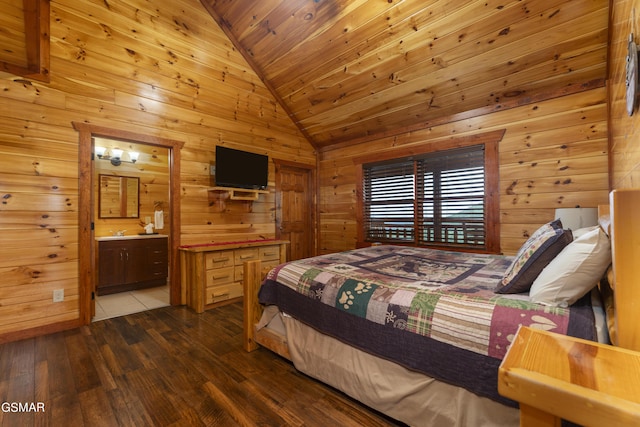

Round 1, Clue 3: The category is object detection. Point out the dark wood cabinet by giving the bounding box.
[97,236,168,295]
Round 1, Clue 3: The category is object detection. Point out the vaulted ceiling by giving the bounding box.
[200,0,608,150]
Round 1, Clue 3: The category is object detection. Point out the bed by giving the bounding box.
[242,189,636,426]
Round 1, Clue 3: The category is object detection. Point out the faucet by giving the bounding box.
[110,230,126,236]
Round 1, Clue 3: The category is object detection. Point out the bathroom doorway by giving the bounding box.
[74,122,184,324]
[93,138,171,320]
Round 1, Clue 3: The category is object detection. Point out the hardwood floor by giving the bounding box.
[0,303,404,426]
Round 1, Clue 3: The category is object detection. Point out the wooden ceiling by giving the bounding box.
[200,0,608,150]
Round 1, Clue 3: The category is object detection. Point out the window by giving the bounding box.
[360,141,499,252]
[364,159,416,242]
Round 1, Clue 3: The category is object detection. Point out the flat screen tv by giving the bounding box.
[215,146,269,190]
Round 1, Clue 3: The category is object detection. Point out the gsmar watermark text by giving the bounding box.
[1,402,45,412]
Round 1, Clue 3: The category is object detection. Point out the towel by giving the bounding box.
[155,210,164,229]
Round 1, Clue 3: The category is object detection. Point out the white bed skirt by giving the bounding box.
[260,307,519,427]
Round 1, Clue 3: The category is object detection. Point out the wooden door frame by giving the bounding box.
[273,159,318,257]
[74,122,184,325]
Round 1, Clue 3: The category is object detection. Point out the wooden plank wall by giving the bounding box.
[0,0,315,339]
[319,87,610,256]
[609,0,640,189]
[0,0,28,68]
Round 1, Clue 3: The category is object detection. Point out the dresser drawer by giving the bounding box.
[205,266,235,286]
[205,251,234,269]
[234,248,260,265]
[205,283,243,305]
[234,257,282,282]
[259,246,280,261]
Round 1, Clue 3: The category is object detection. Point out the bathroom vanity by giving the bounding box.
[95,234,168,295]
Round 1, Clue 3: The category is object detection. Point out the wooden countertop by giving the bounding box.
[178,239,288,252]
[498,326,640,426]
[95,234,169,241]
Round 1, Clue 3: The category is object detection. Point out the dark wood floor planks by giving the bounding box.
[0,303,404,426]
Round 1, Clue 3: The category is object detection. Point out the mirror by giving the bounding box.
[98,174,140,218]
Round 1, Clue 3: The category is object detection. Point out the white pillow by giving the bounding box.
[572,226,598,239]
[529,226,611,307]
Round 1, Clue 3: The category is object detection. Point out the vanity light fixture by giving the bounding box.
[95,146,139,166]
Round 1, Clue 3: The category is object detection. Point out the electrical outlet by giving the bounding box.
[53,289,64,302]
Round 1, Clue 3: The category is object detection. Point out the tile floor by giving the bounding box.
[93,284,170,321]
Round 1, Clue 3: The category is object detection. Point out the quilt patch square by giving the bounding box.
[430,296,493,355]
[335,279,377,317]
[488,305,569,358]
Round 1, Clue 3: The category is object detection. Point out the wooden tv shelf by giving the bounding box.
[208,186,268,201]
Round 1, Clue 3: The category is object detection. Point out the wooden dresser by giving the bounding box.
[179,240,288,313]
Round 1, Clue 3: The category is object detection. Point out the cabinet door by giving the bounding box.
[123,244,149,284]
[97,242,125,292]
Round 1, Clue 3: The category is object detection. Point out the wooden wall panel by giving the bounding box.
[0,0,50,82]
[319,88,609,256]
[0,0,314,340]
[205,0,608,148]
[609,1,640,189]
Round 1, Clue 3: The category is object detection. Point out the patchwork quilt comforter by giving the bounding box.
[258,245,597,405]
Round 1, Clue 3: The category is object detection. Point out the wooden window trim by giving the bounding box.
[355,130,504,254]
[1,0,50,82]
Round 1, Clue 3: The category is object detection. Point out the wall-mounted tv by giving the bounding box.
[214,146,269,190]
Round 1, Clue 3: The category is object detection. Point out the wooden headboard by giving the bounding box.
[610,189,640,352]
